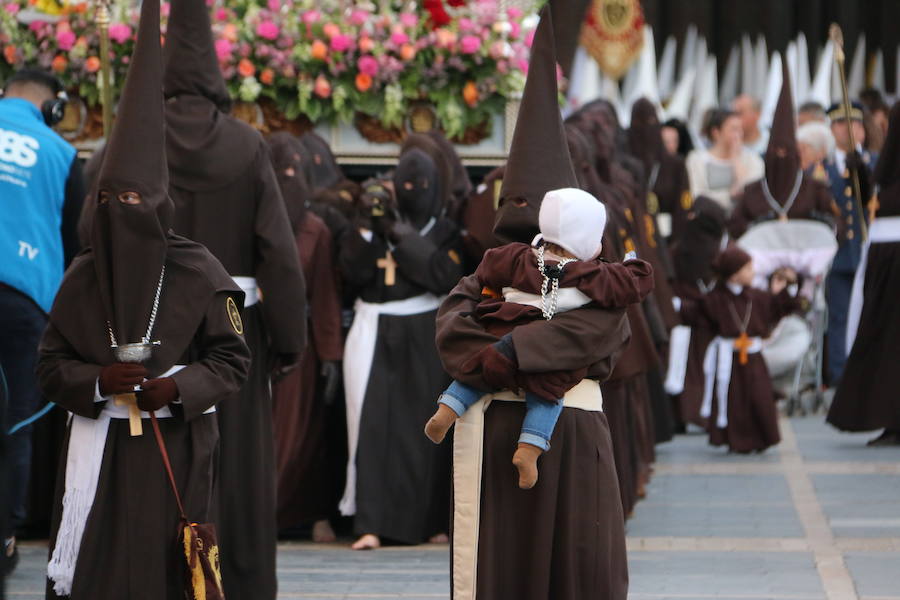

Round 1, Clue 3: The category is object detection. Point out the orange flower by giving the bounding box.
[51,54,68,73]
[355,72,373,92]
[313,75,331,98]
[358,36,374,54]
[463,81,478,107]
[222,24,239,43]
[237,58,255,78]
[260,68,275,86]
[400,43,416,61]
[3,45,17,65]
[311,39,328,61]
[84,56,101,73]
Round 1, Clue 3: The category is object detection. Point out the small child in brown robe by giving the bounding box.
[425,188,653,488]
[681,246,799,453]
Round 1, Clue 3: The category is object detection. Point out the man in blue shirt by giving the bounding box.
[0,68,84,574]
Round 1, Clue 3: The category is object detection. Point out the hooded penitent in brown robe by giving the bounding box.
[337,143,462,545]
[437,8,629,599]
[669,196,727,428]
[828,101,900,441]
[628,98,694,243]
[38,2,251,597]
[162,1,306,597]
[729,61,840,240]
[461,165,504,264]
[681,248,797,453]
[266,133,345,530]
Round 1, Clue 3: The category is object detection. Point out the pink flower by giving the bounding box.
[108,23,132,45]
[435,28,457,48]
[161,2,170,17]
[390,31,409,46]
[510,21,521,39]
[322,23,340,38]
[349,9,369,26]
[215,8,228,21]
[313,75,331,98]
[302,10,320,24]
[357,54,379,77]
[516,58,529,74]
[459,35,481,54]
[56,29,76,51]
[525,29,536,48]
[489,41,509,60]
[256,21,279,41]
[330,34,352,53]
[214,38,233,61]
[507,7,523,19]
[399,13,417,28]
[458,18,476,32]
[4,3,20,15]
[267,0,279,10]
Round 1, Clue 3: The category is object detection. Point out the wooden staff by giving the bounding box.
[96,0,113,139]
[829,24,868,242]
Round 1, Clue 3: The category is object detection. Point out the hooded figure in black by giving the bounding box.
[829,101,900,444]
[435,6,631,598]
[336,135,462,550]
[37,0,251,596]
[162,0,307,597]
[300,131,345,191]
[730,60,838,239]
[265,133,345,538]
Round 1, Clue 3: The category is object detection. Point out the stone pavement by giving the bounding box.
[7,416,899,599]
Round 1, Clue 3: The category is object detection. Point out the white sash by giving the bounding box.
[845,216,900,354]
[48,365,210,595]
[338,293,442,517]
[664,325,693,395]
[232,276,259,307]
[701,337,763,429]
[452,380,603,600]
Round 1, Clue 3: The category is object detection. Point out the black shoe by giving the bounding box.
[867,430,900,447]
[1,539,18,577]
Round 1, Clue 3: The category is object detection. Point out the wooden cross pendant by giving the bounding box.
[733,332,751,366]
[113,393,144,436]
[377,251,397,286]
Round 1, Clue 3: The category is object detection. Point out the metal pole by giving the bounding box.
[97,0,113,140]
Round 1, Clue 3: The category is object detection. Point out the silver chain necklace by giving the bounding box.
[107,265,166,348]
[536,245,577,321]
[761,169,803,220]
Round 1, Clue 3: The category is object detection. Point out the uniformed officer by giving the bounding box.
[823,101,876,387]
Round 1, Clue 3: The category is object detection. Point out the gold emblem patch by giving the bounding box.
[226,297,244,335]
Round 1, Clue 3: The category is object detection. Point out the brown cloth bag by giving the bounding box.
[150,413,225,600]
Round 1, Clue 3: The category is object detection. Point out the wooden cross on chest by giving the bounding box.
[113,392,144,436]
[733,332,752,366]
[377,251,397,286]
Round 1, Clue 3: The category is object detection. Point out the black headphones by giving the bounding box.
[1,69,69,127]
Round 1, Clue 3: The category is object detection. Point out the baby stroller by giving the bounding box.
[737,220,839,415]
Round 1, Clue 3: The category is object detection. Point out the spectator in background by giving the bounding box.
[798,101,828,126]
[797,121,836,181]
[860,88,890,141]
[662,118,695,158]
[732,94,768,154]
[686,109,764,213]
[0,69,84,573]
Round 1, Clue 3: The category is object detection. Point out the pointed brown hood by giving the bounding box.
[549,0,590,78]
[163,0,231,110]
[628,97,664,173]
[494,5,578,244]
[764,59,801,205]
[91,0,173,345]
[267,132,312,233]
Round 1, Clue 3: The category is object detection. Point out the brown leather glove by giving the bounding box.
[99,363,148,396]
[516,368,588,402]
[136,377,178,412]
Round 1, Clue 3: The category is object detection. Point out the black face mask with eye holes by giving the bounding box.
[393,148,440,230]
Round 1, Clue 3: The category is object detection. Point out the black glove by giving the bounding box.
[136,377,178,412]
[271,353,300,382]
[845,150,872,205]
[99,363,148,396]
[388,220,417,244]
[320,361,341,406]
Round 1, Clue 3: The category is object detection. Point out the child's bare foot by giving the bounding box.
[512,442,543,489]
[425,404,458,444]
[312,519,336,543]
[351,534,381,550]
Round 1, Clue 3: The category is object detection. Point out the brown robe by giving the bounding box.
[682,285,796,452]
[39,239,251,600]
[168,131,306,599]
[671,280,714,428]
[272,214,343,529]
[729,177,841,239]
[436,274,629,600]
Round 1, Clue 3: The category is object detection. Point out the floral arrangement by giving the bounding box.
[1,0,537,141]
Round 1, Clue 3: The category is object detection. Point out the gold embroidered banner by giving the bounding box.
[580,0,645,80]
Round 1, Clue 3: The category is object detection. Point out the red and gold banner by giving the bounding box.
[580,0,645,80]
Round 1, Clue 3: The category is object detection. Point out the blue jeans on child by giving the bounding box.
[439,380,563,451]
